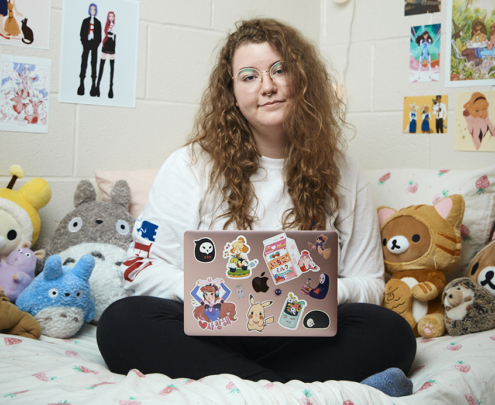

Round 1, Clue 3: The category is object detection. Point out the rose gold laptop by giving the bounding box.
[184,230,338,337]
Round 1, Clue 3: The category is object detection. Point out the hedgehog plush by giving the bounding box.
[37,180,134,322]
[443,277,495,336]
[378,195,465,338]
[16,255,95,338]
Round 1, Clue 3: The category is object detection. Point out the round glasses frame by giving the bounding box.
[232,61,285,93]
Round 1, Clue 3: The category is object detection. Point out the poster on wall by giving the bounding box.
[0,0,51,49]
[403,95,448,134]
[410,24,441,83]
[446,0,495,87]
[454,90,495,151]
[59,0,139,108]
[405,0,441,16]
[0,54,51,133]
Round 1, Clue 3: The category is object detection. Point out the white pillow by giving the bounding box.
[365,165,495,281]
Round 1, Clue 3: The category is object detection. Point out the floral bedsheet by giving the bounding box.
[1,324,495,404]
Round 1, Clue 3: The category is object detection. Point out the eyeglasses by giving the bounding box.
[232,61,286,93]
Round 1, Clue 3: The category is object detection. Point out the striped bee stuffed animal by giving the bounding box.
[378,195,465,338]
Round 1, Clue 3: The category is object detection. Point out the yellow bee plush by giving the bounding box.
[378,195,465,338]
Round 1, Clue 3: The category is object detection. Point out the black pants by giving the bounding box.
[79,41,98,80]
[97,296,416,383]
[436,118,444,133]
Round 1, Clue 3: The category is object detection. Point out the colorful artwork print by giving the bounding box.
[405,0,441,16]
[0,0,51,49]
[410,24,441,83]
[454,90,495,151]
[307,234,332,259]
[246,294,274,332]
[223,236,258,279]
[278,292,306,330]
[446,0,495,87]
[301,273,330,300]
[0,54,50,133]
[190,277,237,331]
[194,237,215,263]
[403,95,448,134]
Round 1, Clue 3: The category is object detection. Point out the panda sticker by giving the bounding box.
[194,237,216,263]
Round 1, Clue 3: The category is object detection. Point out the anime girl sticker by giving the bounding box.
[454,90,495,151]
[307,234,332,259]
[0,54,50,133]
[297,250,320,273]
[223,235,258,279]
[278,292,307,330]
[410,24,441,83]
[190,277,237,331]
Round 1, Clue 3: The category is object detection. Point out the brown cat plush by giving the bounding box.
[378,195,465,338]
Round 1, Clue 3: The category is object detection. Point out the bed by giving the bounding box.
[1,164,495,404]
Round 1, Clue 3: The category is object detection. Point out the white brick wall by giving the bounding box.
[0,0,320,243]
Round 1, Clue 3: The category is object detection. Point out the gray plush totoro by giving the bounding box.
[443,277,495,336]
[37,180,135,273]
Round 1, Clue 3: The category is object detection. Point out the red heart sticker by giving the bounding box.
[199,321,207,329]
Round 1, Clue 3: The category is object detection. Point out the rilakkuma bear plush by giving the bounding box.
[378,195,465,338]
[0,287,41,339]
[16,255,95,338]
[0,165,51,262]
[465,230,495,297]
[0,242,45,302]
[37,179,134,322]
[442,277,495,336]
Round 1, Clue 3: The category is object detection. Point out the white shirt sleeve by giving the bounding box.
[119,148,201,302]
[335,158,385,306]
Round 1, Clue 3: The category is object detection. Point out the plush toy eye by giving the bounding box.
[7,230,17,240]
[471,262,479,276]
[25,252,31,257]
[382,238,387,246]
[412,234,421,242]
[68,217,83,233]
[48,288,58,298]
[116,220,130,235]
[76,290,83,299]
[17,248,22,253]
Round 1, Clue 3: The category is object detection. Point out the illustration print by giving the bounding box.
[300,273,330,300]
[194,237,216,263]
[223,235,258,279]
[462,91,495,150]
[0,54,50,133]
[403,95,448,134]
[190,277,237,331]
[303,310,330,329]
[307,234,332,259]
[278,292,307,330]
[410,24,441,83]
[246,294,274,332]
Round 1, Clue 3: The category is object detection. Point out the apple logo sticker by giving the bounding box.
[303,310,330,329]
[252,272,270,293]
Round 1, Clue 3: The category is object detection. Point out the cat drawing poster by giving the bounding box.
[0,54,51,133]
[0,0,50,49]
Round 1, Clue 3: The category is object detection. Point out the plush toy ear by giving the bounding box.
[434,197,453,219]
[377,207,396,227]
[43,255,63,280]
[35,249,45,260]
[110,180,131,209]
[21,241,31,249]
[74,180,96,208]
[72,254,95,281]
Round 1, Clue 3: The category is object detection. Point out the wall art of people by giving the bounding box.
[59,0,139,108]
[0,54,50,133]
[410,24,441,83]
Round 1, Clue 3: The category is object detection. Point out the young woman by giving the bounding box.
[97,18,416,396]
[96,11,117,98]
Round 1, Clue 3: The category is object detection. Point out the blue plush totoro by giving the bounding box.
[16,254,95,338]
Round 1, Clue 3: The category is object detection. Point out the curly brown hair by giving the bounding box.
[186,18,347,230]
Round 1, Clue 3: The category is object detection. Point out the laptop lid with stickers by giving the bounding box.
[183,230,338,337]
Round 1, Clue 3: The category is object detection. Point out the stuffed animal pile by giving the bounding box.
[378,195,465,338]
[16,255,95,338]
[0,165,51,262]
[38,179,134,323]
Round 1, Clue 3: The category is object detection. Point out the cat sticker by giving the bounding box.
[194,237,216,263]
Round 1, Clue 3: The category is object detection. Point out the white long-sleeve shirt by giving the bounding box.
[120,146,385,306]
